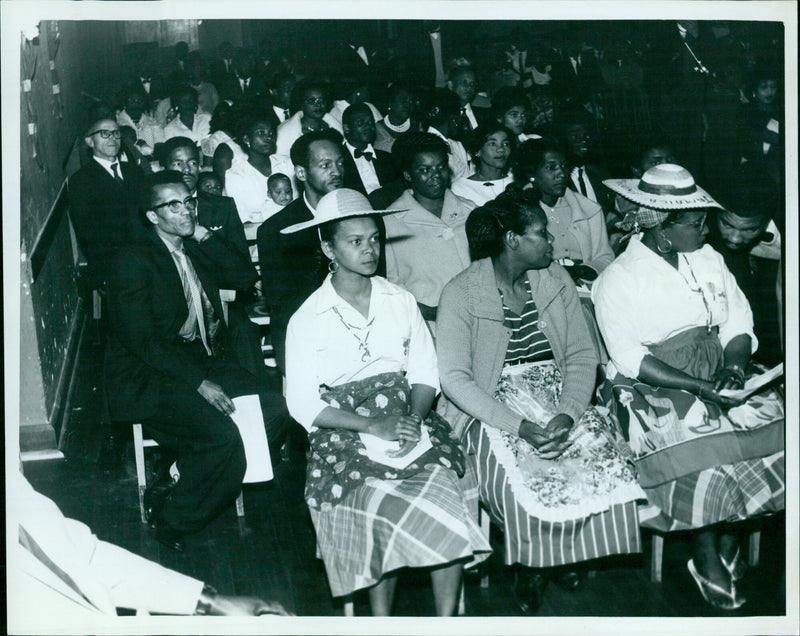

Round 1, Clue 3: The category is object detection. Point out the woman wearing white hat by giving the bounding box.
[592,164,785,610]
[283,189,491,616]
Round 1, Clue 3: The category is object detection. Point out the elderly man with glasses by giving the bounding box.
[68,117,146,288]
[103,171,288,551]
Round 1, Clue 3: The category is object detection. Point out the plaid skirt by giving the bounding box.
[310,465,492,598]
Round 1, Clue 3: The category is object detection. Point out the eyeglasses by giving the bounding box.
[152,196,198,213]
[251,128,276,139]
[304,96,326,105]
[89,129,121,139]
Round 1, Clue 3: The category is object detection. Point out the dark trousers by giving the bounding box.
[142,345,287,533]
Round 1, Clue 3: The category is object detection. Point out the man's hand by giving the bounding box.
[197,380,235,416]
[204,594,293,616]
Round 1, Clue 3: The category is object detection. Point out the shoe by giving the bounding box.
[143,475,177,527]
[511,569,547,615]
[97,434,124,471]
[153,520,186,552]
[687,559,746,610]
[552,569,585,591]
[720,548,748,582]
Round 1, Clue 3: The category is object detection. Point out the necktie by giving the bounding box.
[460,106,473,131]
[354,148,373,161]
[283,108,290,120]
[110,163,124,185]
[173,249,212,355]
[577,167,588,197]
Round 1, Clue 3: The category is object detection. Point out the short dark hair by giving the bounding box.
[289,129,344,168]
[342,103,373,130]
[511,137,565,187]
[491,87,528,122]
[197,171,221,187]
[463,124,517,161]
[140,170,187,222]
[713,164,778,220]
[391,131,449,174]
[160,136,199,165]
[466,189,544,260]
[267,172,291,188]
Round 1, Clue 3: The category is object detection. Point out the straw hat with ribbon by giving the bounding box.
[604,164,723,234]
[280,188,406,234]
[603,163,723,212]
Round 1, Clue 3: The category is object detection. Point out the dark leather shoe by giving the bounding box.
[143,476,177,526]
[153,521,186,552]
[553,569,585,591]
[511,569,547,615]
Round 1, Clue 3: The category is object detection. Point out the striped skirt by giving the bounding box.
[310,465,492,598]
[466,421,642,568]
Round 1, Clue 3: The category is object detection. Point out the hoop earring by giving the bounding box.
[656,237,673,254]
[328,258,338,274]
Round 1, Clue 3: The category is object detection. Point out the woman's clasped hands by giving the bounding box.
[367,414,422,457]
[520,414,573,459]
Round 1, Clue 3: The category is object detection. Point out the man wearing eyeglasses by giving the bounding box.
[104,171,288,551]
[68,117,145,288]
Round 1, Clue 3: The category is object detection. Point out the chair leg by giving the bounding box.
[235,491,245,517]
[748,530,761,567]
[92,289,102,320]
[343,595,354,616]
[457,583,466,615]
[651,533,664,583]
[132,423,148,524]
[479,507,491,589]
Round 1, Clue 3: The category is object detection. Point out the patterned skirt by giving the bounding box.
[307,372,491,597]
[597,327,785,532]
[465,360,645,568]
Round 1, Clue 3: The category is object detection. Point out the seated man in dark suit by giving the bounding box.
[447,65,491,135]
[68,117,145,288]
[162,136,249,257]
[105,171,288,551]
[256,130,344,371]
[340,103,398,196]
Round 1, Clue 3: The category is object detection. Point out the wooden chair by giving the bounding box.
[132,422,244,524]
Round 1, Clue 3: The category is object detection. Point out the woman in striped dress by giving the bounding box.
[436,189,645,614]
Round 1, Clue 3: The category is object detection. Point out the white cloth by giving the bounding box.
[9,474,203,620]
[450,175,513,207]
[749,219,781,260]
[224,155,297,223]
[426,126,471,181]
[344,141,382,194]
[163,112,211,145]
[384,189,474,308]
[592,237,758,379]
[199,130,248,164]
[275,111,343,158]
[115,110,164,156]
[460,103,479,130]
[327,100,383,128]
[285,275,439,431]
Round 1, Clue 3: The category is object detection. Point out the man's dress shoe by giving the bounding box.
[511,569,547,615]
[143,476,177,527]
[153,520,186,552]
[553,569,585,591]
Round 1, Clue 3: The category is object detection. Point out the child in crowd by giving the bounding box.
[258,172,294,220]
[197,171,224,196]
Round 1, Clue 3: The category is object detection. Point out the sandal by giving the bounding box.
[687,559,746,610]
[720,548,748,582]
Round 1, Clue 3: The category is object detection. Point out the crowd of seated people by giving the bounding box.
[62,22,784,617]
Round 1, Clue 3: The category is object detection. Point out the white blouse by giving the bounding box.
[285,275,439,431]
[450,175,513,207]
[163,112,211,145]
[223,155,297,224]
[592,237,758,379]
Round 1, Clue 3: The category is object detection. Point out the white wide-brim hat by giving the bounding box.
[280,188,406,234]
[603,163,723,211]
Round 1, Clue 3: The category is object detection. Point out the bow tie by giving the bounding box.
[354,148,373,161]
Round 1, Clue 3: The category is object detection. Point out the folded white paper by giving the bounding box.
[359,426,433,470]
[231,394,273,483]
[719,363,783,401]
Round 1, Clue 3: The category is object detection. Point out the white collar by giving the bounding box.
[303,192,318,213]
[313,274,397,315]
[93,155,119,171]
